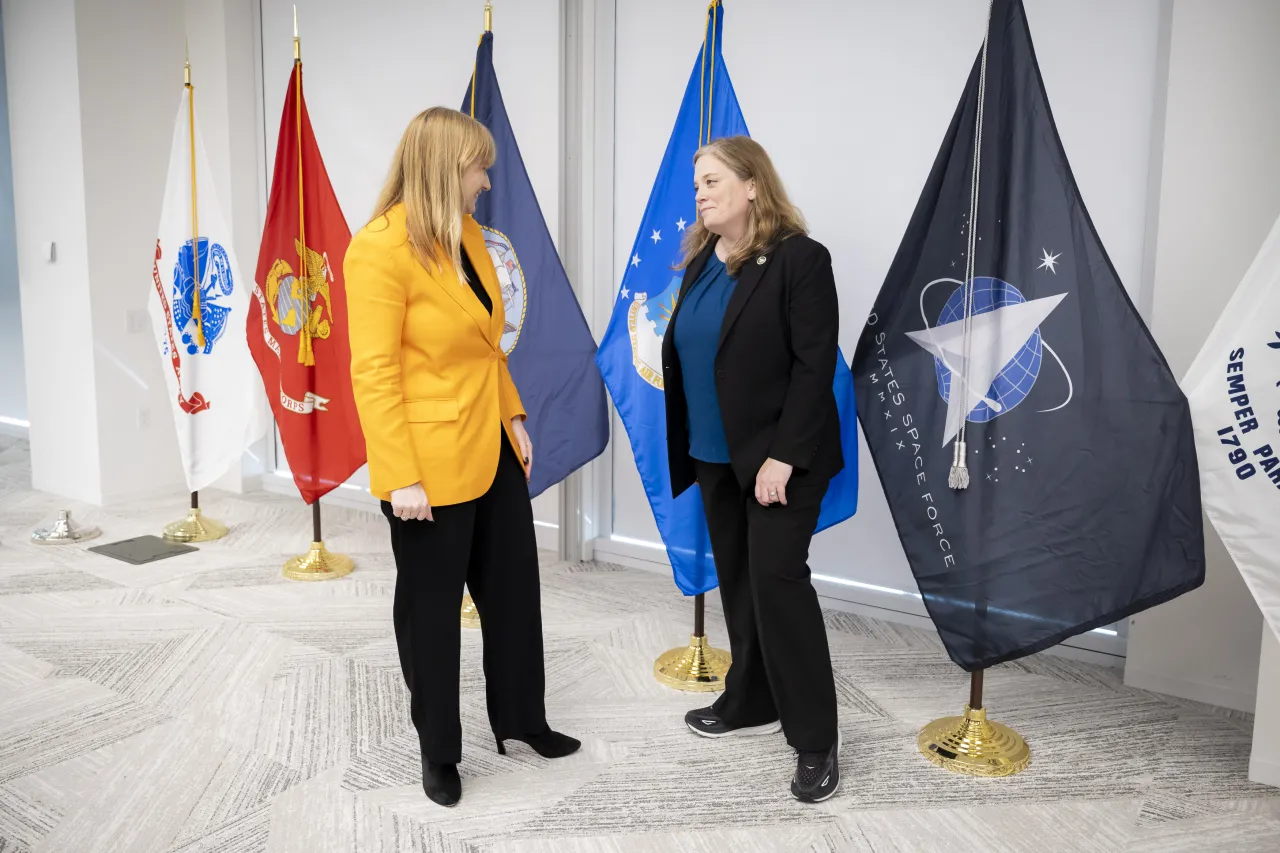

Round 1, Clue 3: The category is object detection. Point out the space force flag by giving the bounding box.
[1184,215,1280,642]
[150,80,266,492]
[851,0,1205,671]
[462,30,609,497]
[595,1,859,596]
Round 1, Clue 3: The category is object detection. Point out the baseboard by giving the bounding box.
[1123,666,1257,714]
[0,419,29,440]
[1248,755,1280,789]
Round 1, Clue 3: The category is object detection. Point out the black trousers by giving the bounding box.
[695,459,839,752]
[381,437,546,764]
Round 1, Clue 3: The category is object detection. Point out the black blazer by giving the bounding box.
[662,232,843,498]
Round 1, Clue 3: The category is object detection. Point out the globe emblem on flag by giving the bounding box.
[627,275,681,390]
[482,227,527,354]
[934,279,1041,422]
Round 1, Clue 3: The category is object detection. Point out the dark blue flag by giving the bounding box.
[851,0,1204,671]
[596,1,860,596]
[463,32,608,497]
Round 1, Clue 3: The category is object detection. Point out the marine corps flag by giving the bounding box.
[248,62,365,503]
[852,0,1204,671]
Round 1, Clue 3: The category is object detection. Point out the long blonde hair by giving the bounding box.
[678,136,807,277]
[371,107,496,276]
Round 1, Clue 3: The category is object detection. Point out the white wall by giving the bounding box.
[1123,0,1280,712]
[0,11,23,430]
[257,0,563,537]
[604,0,1161,650]
[3,0,103,502]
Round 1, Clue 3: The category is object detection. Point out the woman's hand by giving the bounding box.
[755,458,794,506]
[512,417,533,482]
[390,483,432,521]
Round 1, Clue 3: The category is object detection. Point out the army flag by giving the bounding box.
[1183,215,1280,642]
[247,62,366,503]
[150,82,266,491]
[851,0,1204,671]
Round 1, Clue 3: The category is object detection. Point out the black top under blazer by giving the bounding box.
[662,233,844,498]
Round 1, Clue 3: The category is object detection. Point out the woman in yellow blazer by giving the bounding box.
[346,107,579,808]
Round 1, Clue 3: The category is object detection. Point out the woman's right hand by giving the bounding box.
[390,483,433,522]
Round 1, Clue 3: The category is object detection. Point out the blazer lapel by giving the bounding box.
[461,219,503,346]
[668,239,717,331]
[717,243,775,354]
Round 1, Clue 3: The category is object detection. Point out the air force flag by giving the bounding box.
[463,31,609,497]
[852,0,1204,671]
[596,2,859,596]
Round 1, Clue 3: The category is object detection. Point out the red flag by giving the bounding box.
[248,63,365,503]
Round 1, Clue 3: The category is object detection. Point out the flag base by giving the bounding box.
[32,510,101,545]
[162,508,228,543]
[461,594,481,629]
[918,704,1031,777]
[282,541,354,582]
[653,634,731,692]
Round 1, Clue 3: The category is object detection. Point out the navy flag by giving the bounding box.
[851,0,1204,671]
[596,1,859,596]
[463,32,608,497]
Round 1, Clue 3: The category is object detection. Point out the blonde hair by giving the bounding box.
[678,136,807,277]
[371,107,496,276]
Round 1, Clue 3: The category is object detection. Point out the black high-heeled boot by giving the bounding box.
[421,757,462,807]
[495,728,581,758]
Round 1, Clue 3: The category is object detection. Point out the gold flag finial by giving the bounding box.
[293,5,301,60]
[484,1,492,32]
[184,39,191,86]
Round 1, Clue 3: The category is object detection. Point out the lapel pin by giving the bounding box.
[757,255,767,265]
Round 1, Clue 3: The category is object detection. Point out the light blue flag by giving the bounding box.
[595,1,858,596]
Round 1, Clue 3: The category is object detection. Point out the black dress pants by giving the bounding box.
[381,437,546,764]
[694,459,839,752]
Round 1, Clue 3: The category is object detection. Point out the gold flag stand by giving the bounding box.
[461,594,481,628]
[654,593,731,691]
[284,500,353,581]
[164,491,228,543]
[918,669,1030,777]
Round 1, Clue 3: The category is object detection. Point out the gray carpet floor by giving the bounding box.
[1,433,1279,852]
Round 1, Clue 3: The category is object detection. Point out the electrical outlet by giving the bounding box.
[137,407,150,429]
[126,309,149,334]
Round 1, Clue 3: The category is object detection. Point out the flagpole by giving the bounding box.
[653,4,731,692]
[281,5,353,583]
[460,0,497,628]
[916,0,1027,777]
[163,46,229,545]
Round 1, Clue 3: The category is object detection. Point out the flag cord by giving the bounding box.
[950,0,993,491]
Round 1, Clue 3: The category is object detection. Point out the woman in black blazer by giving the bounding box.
[661,135,843,803]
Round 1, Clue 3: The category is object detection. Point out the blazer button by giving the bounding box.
[489,352,499,363]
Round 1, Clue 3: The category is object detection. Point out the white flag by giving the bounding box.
[149,87,266,492]
[1184,214,1280,638]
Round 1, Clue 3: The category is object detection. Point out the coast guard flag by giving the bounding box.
[596,1,860,596]
[1183,215,1280,642]
[851,0,1204,671]
[462,31,608,497]
[150,84,266,491]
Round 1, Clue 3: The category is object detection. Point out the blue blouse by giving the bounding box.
[673,254,737,463]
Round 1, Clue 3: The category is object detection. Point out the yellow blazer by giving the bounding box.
[345,204,526,505]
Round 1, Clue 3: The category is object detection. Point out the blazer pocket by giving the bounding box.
[404,398,460,423]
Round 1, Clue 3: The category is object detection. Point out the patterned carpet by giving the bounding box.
[1,433,1279,852]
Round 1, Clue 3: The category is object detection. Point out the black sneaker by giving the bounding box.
[684,706,782,738]
[791,732,841,803]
